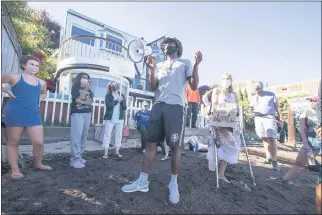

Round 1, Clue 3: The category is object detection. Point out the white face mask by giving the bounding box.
[221,80,231,89]
[80,78,88,86]
[24,65,39,75]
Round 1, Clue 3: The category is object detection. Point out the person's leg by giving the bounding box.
[316,182,322,214]
[137,125,147,151]
[121,103,164,193]
[114,121,124,157]
[26,125,52,170]
[6,127,25,178]
[218,160,230,183]
[70,113,85,168]
[255,117,271,163]
[161,141,170,160]
[186,103,192,127]
[282,147,308,181]
[164,104,185,204]
[262,138,272,163]
[265,116,280,171]
[191,102,198,128]
[102,121,115,158]
[79,113,91,163]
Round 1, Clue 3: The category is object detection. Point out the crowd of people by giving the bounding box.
[1,37,321,212]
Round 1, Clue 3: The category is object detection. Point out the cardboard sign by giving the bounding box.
[212,103,238,128]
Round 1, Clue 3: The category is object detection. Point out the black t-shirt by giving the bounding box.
[70,86,94,114]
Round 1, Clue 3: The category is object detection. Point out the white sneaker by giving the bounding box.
[70,161,85,168]
[80,158,86,164]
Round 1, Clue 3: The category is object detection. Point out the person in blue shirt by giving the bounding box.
[134,101,150,153]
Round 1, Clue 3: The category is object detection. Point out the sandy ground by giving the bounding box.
[1,148,319,214]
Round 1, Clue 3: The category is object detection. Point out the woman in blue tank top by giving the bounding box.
[2,55,52,180]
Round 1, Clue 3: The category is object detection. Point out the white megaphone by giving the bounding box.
[128,39,162,63]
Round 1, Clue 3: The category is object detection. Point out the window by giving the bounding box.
[106,35,123,53]
[71,25,95,46]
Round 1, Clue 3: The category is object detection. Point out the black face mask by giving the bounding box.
[165,46,177,55]
[111,84,119,91]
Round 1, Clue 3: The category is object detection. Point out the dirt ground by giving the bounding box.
[1,148,319,214]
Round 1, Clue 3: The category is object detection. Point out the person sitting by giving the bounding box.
[134,101,150,153]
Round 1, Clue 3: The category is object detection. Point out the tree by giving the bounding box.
[237,89,243,103]
[243,88,248,101]
[4,1,60,80]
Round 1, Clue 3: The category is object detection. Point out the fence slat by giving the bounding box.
[51,91,58,125]
[66,93,72,125]
[97,97,102,124]
[59,92,65,123]
[43,90,50,123]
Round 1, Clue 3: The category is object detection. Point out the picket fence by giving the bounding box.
[1,90,207,129]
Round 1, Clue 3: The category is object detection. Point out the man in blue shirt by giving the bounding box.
[134,101,150,153]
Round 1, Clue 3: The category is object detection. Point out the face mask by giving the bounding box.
[80,78,88,86]
[165,46,177,55]
[221,80,231,89]
[111,84,119,91]
[24,65,39,75]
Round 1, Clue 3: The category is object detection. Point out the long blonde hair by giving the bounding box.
[220,72,234,93]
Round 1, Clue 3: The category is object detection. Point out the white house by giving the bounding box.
[55,9,167,109]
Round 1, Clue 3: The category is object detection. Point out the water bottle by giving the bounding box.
[195,143,199,152]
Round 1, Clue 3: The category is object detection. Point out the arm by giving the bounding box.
[274,95,282,120]
[202,90,212,107]
[134,111,139,121]
[187,61,199,91]
[1,73,17,98]
[149,67,158,90]
[105,94,118,109]
[39,80,47,102]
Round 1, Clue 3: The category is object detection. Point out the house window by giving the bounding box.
[99,33,123,54]
[71,25,95,46]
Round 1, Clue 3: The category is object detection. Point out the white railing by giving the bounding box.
[1,90,207,128]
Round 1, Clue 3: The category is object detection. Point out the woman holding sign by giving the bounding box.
[205,73,241,183]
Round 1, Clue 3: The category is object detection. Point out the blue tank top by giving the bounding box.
[2,73,43,127]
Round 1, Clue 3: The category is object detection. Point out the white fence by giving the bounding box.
[1,90,207,129]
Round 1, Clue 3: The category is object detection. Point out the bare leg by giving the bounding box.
[283,148,308,181]
[142,143,157,173]
[218,160,230,183]
[267,138,277,161]
[6,127,25,178]
[170,147,180,175]
[26,126,50,169]
[262,138,271,160]
[161,141,170,160]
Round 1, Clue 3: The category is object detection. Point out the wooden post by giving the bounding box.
[287,107,296,148]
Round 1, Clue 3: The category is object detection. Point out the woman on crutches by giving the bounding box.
[203,73,241,183]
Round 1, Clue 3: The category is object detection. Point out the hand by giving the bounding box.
[316,127,322,138]
[146,56,156,70]
[118,96,123,102]
[193,51,202,67]
[4,89,16,99]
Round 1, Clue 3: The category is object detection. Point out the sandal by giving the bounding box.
[161,156,169,161]
[35,165,53,171]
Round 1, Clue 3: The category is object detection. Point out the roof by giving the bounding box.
[67,9,141,40]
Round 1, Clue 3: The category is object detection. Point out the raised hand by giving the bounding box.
[194,51,203,67]
[146,56,156,70]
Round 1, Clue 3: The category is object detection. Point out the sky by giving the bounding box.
[28,2,321,87]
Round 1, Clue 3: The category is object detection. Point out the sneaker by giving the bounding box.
[70,161,85,169]
[142,149,146,153]
[272,161,280,172]
[121,178,149,193]
[80,158,86,164]
[168,182,180,204]
[115,153,123,158]
[157,146,162,153]
[263,158,272,164]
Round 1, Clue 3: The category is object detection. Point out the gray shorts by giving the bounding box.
[146,102,185,148]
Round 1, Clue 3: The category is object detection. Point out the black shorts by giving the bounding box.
[146,102,185,148]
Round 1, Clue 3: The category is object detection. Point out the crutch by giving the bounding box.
[240,131,256,186]
[214,140,219,188]
[238,105,256,186]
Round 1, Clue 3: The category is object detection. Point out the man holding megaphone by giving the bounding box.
[122,37,202,204]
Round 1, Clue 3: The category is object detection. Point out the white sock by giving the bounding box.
[115,147,120,155]
[170,174,178,184]
[139,172,148,183]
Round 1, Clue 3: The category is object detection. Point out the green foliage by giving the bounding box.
[4,1,61,80]
[243,88,248,101]
[237,89,255,129]
[237,89,243,102]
